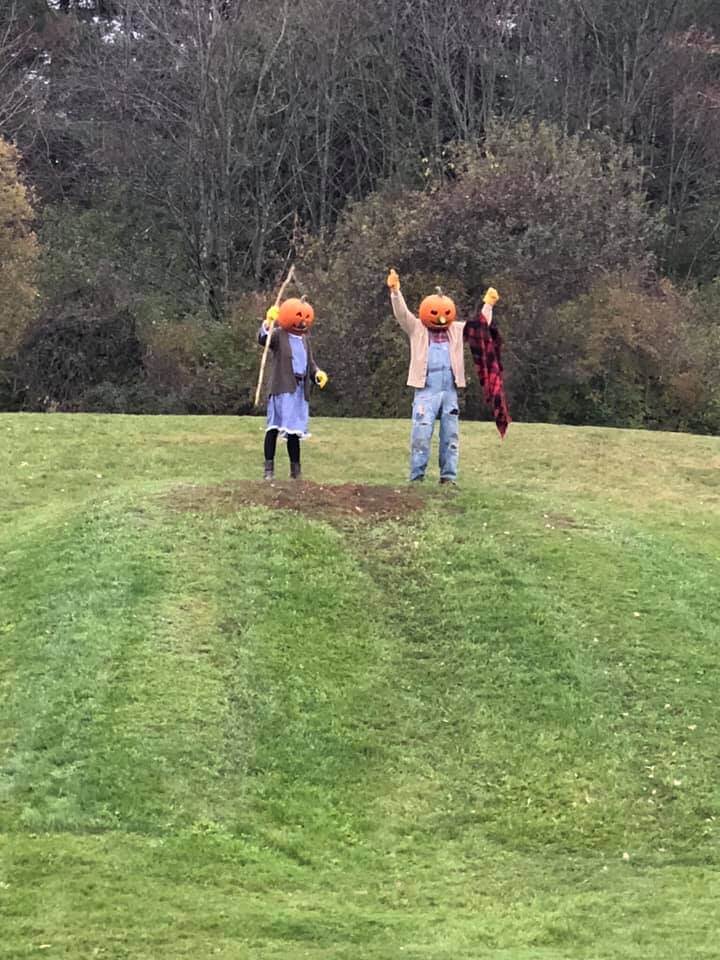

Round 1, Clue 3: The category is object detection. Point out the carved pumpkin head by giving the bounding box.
[277,297,315,334]
[418,288,457,329]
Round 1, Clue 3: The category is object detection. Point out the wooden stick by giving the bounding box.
[254,264,296,407]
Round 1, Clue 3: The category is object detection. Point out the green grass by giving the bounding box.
[1,413,719,958]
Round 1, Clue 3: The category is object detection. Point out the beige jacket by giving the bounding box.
[390,289,466,389]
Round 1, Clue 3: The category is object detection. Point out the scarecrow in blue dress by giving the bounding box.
[258,296,328,480]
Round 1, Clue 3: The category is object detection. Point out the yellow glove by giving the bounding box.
[315,370,329,389]
[386,268,400,292]
[265,304,280,326]
[483,287,500,306]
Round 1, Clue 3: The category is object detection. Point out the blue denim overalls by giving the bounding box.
[410,336,459,481]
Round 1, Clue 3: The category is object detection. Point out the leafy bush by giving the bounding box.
[549,274,720,432]
[15,305,143,411]
[0,139,39,358]
[302,121,666,422]
[140,293,266,414]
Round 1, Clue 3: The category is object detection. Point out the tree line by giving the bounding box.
[1,0,719,429]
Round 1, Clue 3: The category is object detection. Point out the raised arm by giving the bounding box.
[481,286,499,324]
[387,268,418,336]
[258,305,280,347]
[464,287,500,340]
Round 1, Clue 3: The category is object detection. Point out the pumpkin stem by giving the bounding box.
[434,286,444,296]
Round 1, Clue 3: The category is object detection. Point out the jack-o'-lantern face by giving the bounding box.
[418,291,456,329]
[278,297,315,334]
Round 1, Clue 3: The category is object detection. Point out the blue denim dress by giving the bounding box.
[266,334,311,439]
[410,336,459,481]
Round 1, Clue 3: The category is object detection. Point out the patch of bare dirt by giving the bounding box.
[542,512,594,529]
[165,480,425,524]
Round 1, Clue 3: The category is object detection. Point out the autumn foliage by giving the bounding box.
[0,139,38,358]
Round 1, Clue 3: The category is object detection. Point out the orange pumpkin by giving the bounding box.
[277,297,315,333]
[418,289,456,329]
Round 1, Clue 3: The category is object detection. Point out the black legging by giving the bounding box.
[264,429,300,464]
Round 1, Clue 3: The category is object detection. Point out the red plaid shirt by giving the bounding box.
[464,315,511,438]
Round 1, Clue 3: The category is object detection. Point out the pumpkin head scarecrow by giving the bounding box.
[258,293,328,481]
[386,268,504,483]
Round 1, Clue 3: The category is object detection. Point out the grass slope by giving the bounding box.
[1,414,719,959]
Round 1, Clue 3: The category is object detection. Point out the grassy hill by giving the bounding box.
[1,414,719,959]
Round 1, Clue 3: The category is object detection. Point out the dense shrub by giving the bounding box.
[303,122,667,423]
[549,274,720,432]
[0,139,39,358]
[14,305,143,411]
[139,293,267,415]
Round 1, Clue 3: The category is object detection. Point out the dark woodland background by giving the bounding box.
[2,0,720,431]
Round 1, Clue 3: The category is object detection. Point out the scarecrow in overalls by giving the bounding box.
[387,268,500,484]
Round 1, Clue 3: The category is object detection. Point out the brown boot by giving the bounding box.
[290,462,301,480]
[263,460,274,481]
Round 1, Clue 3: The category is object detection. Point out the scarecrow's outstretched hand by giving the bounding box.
[387,268,400,292]
[315,370,329,389]
[483,287,500,306]
[265,304,280,327]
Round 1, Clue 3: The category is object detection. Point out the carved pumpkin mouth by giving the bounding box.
[290,311,313,333]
